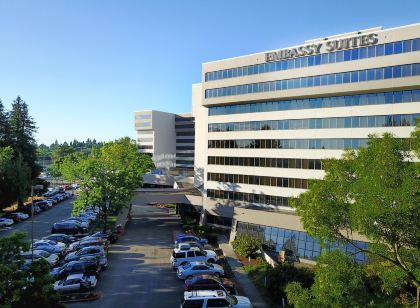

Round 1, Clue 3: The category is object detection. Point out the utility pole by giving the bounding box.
[31,184,43,262]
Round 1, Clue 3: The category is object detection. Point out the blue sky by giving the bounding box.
[0,0,419,145]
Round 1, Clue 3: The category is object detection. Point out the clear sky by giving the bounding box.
[0,0,419,145]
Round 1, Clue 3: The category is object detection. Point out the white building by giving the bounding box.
[193,23,420,262]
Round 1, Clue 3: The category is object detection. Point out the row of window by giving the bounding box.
[176,146,195,150]
[175,124,195,129]
[176,139,195,144]
[207,172,310,189]
[208,89,420,116]
[137,137,153,142]
[205,38,420,81]
[205,63,420,98]
[176,160,194,165]
[137,145,153,150]
[208,113,418,132]
[135,114,152,120]
[176,131,195,136]
[236,222,368,262]
[208,156,323,169]
[208,138,372,149]
[175,116,194,122]
[177,152,195,157]
[207,188,289,207]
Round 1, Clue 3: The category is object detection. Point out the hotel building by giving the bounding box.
[193,24,420,262]
[135,110,195,180]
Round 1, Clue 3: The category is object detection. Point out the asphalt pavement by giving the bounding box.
[0,197,74,240]
[71,195,184,308]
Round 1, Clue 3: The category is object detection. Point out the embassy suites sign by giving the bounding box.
[265,33,379,62]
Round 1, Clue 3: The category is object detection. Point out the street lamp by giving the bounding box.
[31,184,43,262]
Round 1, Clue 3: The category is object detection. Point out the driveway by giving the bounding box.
[71,195,183,308]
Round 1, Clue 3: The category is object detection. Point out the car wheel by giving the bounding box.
[213,272,220,278]
[207,258,215,263]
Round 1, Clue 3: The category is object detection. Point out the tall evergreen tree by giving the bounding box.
[9,96,40,179]
[0,99,10,147]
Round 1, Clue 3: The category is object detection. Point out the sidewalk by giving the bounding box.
[218,237,269,308]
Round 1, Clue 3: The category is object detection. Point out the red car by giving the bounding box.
[184,275,236,294]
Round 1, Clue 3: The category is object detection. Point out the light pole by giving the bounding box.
[31,184,43,262]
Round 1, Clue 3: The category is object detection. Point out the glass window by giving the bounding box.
[384,67,393,79]
[413,38,420,51]
[403,40,412,53]
[402,64,412,77]
[385,43,393,55]
[375,68,383,80]
[393,66,402,78]
[393,41,402,54]
[351,71,358,82]
[367,46,375,57]
[359,47,367,59]
[358,70,367,82]
[343,50,351,61]
[335,51,344,62]
[351,48,359,60]
[328,52,336,63]
[343,72,350,83]
[376,44,384,56]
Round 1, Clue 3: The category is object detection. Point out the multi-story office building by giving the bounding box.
[175,113,195,176]
[134,110,195,178]
[194,23,420,262]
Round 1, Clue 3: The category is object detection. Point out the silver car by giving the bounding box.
[177,261,224,280]
[54,273,97,293]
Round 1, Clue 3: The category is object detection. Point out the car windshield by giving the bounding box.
[226,295,238,305]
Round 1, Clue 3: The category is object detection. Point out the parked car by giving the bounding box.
[12,212,30,221]
[65,239,108,255]
[21,250,59,266]
[177,261,225,280]
[77,255,108,270]
[176,242,204,251]
[63,218,89,229]
[175,234,208,246]
[0,218,14,227]
[47,198,58,205]
[32,243,65,258]
[171,247,218,268]
[184,275,236,294]
[50,260,101,280]
[34,239,66,250]
[82,232,113,245]
[181,290,252,308]
[52,222,88,236]
[43,233,77,245]
[65,246,108,268]
[35,201,50,211]
[53,273,97,293]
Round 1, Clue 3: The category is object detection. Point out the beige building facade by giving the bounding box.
[193,23,420,262]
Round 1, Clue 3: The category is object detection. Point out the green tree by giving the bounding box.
[232,234,262,257]
[0,99,11,147]
[0,232,62,307]
[0,147,31,209]
[9,96,40,180]
[61,137,154,230]
[290,134,420,300]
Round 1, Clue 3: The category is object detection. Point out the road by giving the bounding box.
[71,196,184,308]
[0,197,74,240]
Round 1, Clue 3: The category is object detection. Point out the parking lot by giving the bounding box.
[71,197,184,308]
[0,197,74,240]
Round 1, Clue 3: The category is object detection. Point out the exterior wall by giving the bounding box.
[175,112,195,175]
[196,23,420,235]
[192,83,207,188]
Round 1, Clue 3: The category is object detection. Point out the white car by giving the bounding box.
[14,212,29,220]
[171,247,218,268]
[177,261,225,280]
[54,273,97,293]
[181,290,252,308]
[34,239,66,250]
[21,250,59,266]
[0,218,14,227]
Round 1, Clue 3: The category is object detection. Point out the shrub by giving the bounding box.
[232,234,262,257]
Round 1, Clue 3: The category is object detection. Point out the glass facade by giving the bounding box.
[207,189,289,207]
[236,222,368,262]
[207,172,310,189]
[208,89,420,116]
[208,138,371,149]
[176,145,194,150]
[205,63,420,98]
[208,114,418,132]
[208,156,323,170]
[205,38,420,81]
